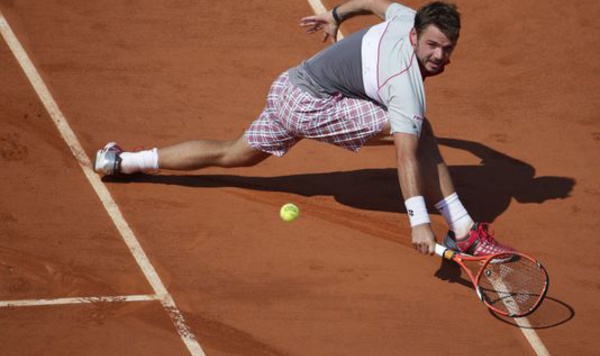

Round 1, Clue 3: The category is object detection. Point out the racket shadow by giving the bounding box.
[433,258,472,288]
[489,295,575,329]
[434,259,575,329]
[433,259,574,328]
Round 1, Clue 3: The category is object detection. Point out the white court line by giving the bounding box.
[0,294,159,308]
[0,12,205,356]
[305,0,345,40]
[487,275,550,356]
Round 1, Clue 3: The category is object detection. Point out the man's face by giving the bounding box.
[411,25,456,76]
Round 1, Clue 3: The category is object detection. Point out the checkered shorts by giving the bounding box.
[245,72,388,157]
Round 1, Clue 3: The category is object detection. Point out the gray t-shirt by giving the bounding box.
[289,28,368,100]
[289,3,426,137]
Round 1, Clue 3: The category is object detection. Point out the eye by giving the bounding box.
[443,45,455,55]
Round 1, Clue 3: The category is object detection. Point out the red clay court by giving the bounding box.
[1,1,599,355]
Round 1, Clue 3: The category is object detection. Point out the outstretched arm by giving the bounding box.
[300,0,394,42]
[394,132,437,255]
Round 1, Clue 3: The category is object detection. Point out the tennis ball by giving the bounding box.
[280,203,300,222]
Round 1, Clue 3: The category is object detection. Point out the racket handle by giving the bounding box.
[434,243,447,257]
[434,243,457,259]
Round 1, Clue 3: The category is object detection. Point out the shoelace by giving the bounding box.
[476,223,500,246]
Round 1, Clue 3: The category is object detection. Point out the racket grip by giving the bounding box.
[434,243,447,257]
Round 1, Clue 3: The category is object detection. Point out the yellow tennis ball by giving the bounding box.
[280,203,300,222]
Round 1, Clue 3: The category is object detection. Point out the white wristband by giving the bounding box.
[404,196,431,227]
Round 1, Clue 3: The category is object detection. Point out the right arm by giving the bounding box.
[394,132,437,255]
[300,0,395,42]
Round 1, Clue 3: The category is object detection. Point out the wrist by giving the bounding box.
[332,5,342,25]
[404,196,431,227]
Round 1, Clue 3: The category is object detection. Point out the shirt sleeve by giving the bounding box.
[378,74,425,137]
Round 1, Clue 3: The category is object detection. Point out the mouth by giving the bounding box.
[428,62,442,71]
[427,59,446,71]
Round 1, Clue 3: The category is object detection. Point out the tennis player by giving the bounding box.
[95,0,515,257]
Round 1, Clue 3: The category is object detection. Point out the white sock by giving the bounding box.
[119,148,159,174]
[435,192,474,239]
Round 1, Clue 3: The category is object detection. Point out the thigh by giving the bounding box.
[229,135,272,166]
[417,119,444,163]
[364,121,393,145]
[245,72,300,157]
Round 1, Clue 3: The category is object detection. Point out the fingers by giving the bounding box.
[299,15,318,25]
[413,242,427,254]
[413,241,436,255]
[299,14,333,37]
[299,16,325,28]
[427,242,435,255]
[299,14,339,44]
[418,243,427,254]
[330,32,338,43]
[300,22,324,35]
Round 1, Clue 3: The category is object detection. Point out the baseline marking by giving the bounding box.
[487,275,550,356]
[305,1,549,355]
[0,12,205,356]
[0,294,159,308]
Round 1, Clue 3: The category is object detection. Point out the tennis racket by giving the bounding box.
[434,243,549,317]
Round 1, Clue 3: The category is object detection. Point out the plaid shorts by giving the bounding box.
[245,72,388,157]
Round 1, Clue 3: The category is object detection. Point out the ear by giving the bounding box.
[410,28,418,49]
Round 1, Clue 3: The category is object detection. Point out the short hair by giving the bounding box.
[414,2,461,43]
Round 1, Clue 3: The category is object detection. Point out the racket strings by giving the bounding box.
[477,255,548,316]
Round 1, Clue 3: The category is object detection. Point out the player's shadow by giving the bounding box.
[108,137,576,327]
[430,139,576,326]
[435,138,575,222]
[110,137,575,223]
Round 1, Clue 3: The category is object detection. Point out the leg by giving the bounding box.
[363,119,515,255]
[363,119,455,201]
[96,72,291,175]
[158,135,270,170]
[364,122,394,146]
[415,121,516,255]
[417,120,474,238]
[416,120,455,203]
[96,135,271,175]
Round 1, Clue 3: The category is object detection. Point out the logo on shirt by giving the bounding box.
[412,115,424,123]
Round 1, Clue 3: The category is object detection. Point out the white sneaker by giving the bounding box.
[94,142,123,176]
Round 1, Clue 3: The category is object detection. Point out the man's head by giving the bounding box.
[410,2,461,76]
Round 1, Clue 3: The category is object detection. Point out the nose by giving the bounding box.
[432,47,444,61]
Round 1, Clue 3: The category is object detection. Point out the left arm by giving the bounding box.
[300,0,395,42]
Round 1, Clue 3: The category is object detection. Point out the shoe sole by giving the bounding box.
[94,149,103,173]
[94,142,120,175]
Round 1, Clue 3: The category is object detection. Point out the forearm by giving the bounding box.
[394,132,437,254]
[394,132,424,200]
[398,157,422,201]
[394,132,431,226]
[334,0,394,22]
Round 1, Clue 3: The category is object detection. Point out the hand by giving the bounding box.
[411,224,436,255]
[299,12,340,43]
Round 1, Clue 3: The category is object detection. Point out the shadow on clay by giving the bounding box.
[105,137,575,223]
[105,137,577,328]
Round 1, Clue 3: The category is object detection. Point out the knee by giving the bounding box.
[219,138,268,167]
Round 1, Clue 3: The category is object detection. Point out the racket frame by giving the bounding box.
[434,243,549,317]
